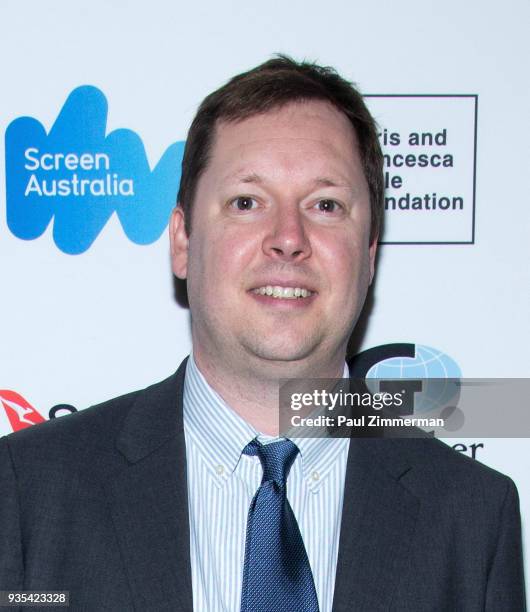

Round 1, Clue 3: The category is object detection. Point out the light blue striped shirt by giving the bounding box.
[183,354,350,612]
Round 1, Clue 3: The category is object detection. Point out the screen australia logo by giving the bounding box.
[5,86,185,254]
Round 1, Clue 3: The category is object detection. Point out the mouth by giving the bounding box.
[250,285,315,300]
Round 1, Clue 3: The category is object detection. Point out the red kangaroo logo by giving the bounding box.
[0,390,46,432]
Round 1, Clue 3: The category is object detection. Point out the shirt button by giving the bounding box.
[216,464,225,475]
[312,471,320,481]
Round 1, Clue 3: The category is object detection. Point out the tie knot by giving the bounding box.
[243,439,299,484]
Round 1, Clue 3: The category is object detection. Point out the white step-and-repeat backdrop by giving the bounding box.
[1,0,528,593]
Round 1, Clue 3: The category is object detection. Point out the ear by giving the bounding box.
[368,236,378,285]
[169,206,189,279]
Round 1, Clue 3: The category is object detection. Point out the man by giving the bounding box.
[0,57,525,611]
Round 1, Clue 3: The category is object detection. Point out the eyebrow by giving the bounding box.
[228,172,351,189]
[239,173,263,184]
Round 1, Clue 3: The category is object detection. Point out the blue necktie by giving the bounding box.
[240,438,320,612]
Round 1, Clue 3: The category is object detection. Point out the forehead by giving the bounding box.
[206,100,361,182]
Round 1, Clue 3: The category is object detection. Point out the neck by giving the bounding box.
[192,346,346,436]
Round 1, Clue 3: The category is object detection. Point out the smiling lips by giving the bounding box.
[251,285,314,299]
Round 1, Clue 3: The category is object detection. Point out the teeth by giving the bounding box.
[252,285,313,299]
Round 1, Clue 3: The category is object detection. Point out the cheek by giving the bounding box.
[317,235,372,318]
[187,227,257,293]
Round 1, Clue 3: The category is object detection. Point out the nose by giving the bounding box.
[262,203,312,263]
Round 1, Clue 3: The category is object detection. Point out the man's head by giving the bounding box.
[177,55,384,245]
[170,56,383,379]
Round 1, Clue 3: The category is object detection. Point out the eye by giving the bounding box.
[315,199,342,213]
[230,196,258,211]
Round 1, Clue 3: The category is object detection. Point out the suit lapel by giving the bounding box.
[332,438,420,612]
[103,358,193,612]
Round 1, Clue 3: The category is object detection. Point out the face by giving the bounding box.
[171,100,377,376]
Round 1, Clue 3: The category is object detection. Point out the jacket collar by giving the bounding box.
[116,357,188,463]
[106,357,193,612]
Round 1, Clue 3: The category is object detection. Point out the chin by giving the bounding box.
[242,337,322,365]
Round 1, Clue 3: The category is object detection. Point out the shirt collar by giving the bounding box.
[183,353,257,484]
[292,362,350,492]
[183,354,349,491]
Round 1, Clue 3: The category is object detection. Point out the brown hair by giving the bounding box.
[177,55,384,244]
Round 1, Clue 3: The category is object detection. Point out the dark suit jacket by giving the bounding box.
[0,358,526,611]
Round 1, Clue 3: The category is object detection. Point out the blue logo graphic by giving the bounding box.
[350,343,462,421]
[5,86,185,254]
[365,344,462,379]
[365,344,462,415]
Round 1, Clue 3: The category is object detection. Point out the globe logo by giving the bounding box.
[366,344,462,417]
